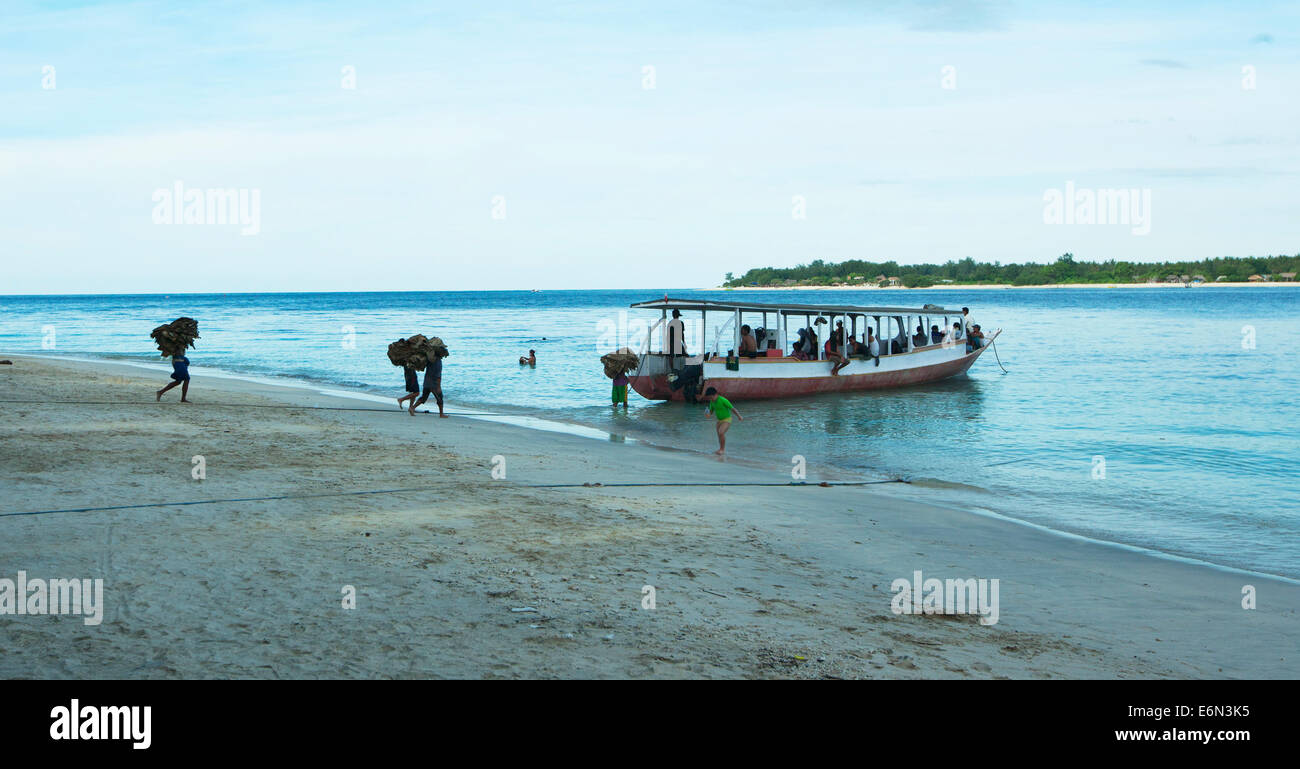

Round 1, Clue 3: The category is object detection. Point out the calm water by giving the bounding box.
[3,287,1298,579]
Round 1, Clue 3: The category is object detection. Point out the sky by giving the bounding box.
[1,0,1296,293]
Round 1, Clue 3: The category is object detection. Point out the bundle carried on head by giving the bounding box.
[150,317,200,357]
[600,348,639,379]
[387,334,449,371]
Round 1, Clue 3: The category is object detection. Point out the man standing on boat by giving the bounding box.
[665,309,687,368]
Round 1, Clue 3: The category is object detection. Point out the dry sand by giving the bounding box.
[1,355,1296,679]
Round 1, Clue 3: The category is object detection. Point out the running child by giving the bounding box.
[701,386,741,455]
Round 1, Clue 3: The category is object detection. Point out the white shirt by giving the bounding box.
[664,318,685,354]
[963,313,976,334]
[867,337,879,356]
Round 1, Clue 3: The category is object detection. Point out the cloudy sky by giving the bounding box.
[1,0,1296,293]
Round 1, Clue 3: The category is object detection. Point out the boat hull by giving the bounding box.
[629,342,993,401]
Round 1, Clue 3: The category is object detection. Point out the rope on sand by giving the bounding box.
[0,399,512,416]
[530,480,908,488]
[0,479,908,519]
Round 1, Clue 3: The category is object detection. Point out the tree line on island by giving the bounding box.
[722,253,1300,288]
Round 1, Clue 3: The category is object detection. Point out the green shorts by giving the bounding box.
[611,384,628,403]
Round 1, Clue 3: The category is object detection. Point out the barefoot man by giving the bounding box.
[396,364,419,410]
[701,386,741,456]
[156,352,193,403]
[409,349,448,418]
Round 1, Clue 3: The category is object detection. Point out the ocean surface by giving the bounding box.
[3,287,1298,580]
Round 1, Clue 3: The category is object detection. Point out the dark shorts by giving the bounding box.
[422,379,441,398]
[404,368,419,392]
[170,372,189,382]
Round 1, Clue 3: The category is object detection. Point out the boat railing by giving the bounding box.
[711,314,736,355]
[641,317,664,356]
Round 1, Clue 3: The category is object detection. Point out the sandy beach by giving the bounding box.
[1,354,1296,679]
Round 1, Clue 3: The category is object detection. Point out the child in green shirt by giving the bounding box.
[701,386,742,456]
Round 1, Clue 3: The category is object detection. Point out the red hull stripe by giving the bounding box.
[629,348,988,401]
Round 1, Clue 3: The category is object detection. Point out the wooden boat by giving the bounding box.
[626,297,1000,401]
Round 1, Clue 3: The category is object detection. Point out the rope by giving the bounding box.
[0,399,515,417]
[990,338,1010,374]
[0,479,908,519]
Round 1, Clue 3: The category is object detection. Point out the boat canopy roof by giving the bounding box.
[630,297,958,316]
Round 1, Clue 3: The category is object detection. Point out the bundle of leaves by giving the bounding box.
[150,317,200,357]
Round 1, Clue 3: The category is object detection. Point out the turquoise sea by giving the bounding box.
[2,287,1298,580]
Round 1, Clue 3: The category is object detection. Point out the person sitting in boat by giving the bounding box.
[825,322,849,375]
[809,318,825,358]
[519,349,536,366]
[962,307,975,336]
[890,318,907,354]
[791,328,806,359]
[739,325,759,358]
[952,322,967,351]
[796,325,819,360]
[930,324,945,344]
[847,333,865,358]
[912,325,928,348]
[968,325,985,350]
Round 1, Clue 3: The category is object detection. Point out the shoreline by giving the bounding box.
[2,354,1297,678]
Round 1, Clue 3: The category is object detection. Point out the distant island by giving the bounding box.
[722,253,1300,288]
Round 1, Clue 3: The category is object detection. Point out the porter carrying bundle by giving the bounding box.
[150,317,200,357]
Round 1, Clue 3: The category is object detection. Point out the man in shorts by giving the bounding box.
[397,365,419,410]
[409,351,447,418]
[156,352,193,403]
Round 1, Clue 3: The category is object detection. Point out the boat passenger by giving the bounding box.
[930,325,944,344]
[792,328,810,360]
[889,319,907,354]
[962,307,975,336]
[825,323,849,375]
[865,328,881,366]
[800,324,821,361]
[665,309,687,366]
[739,325,759,358]
[912,325,927,348]
[968,325,985,350]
